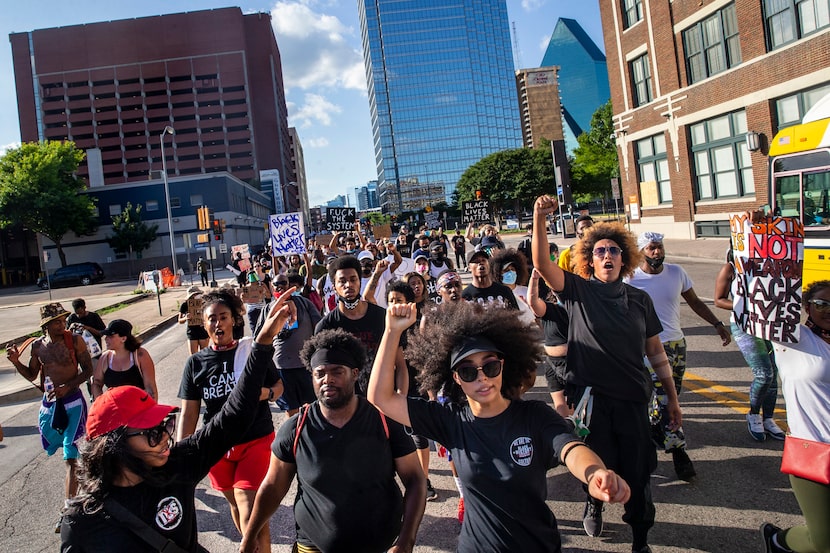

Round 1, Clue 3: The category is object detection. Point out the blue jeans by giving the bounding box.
[730,322,778,418]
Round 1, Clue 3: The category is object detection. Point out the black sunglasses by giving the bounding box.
[454,359,503,383]
[274,280,289,287]
[125,416,176,447]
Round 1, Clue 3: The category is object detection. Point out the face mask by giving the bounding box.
[645,256,665,270]
[337,294,361,310]
[416,265,429,275]
[502,270,517,285]
[430,251,445,263]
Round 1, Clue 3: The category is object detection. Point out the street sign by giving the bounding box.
[219,243,228,254]
[610,177,620,200]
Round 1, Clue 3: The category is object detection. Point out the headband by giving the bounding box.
[436,271,461,288]
[310,347,361,371]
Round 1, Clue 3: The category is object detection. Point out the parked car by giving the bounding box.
[37,262,105,289]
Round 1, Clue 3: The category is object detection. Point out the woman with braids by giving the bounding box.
[531,195,680,553]
[760,280,830,553]
[59,288,296,552]
[368,300,631,553]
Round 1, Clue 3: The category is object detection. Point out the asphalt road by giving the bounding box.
[0,256,804,552]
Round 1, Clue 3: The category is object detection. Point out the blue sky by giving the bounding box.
[1,0,604,207]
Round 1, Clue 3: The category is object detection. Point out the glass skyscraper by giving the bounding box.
[358,0,522,213]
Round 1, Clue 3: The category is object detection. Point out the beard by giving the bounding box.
[318,384,354,409]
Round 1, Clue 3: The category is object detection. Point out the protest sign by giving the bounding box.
[373,224,392,239]
[462,200,491,224]
[424,211,441,229]
[269,212,306,256]
[231,244,252,272]
[325,207,356,232]
[730,213,803,343]
[187,295,204,327]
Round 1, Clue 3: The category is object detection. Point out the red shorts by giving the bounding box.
[208,432,274,491]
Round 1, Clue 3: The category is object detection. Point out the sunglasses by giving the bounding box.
[126,415,176,447]
[593,246,622,258]
[808,298,830,313]
[454,358,503,383]
[274,280,289,287]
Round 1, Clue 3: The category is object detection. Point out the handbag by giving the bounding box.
[780,435,830,485]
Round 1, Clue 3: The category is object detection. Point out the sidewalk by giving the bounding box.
[0,237,728,405]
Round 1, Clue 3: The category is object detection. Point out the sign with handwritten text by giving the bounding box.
[270,212,306,256]
[730,213,803,343]
[325,207,356,232]
[462,200,490,224]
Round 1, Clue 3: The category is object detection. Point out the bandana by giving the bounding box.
[637,231,664,250]
[436,271,461,289]
[310,348,361,371]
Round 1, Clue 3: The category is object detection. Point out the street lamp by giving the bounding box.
[160,126,177,275]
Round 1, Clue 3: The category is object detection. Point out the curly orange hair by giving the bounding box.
[572,222,642,280]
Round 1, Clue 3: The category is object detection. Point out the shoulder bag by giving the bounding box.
[780,435,830,485]
[103,497,189,553]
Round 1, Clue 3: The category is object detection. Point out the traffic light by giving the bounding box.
[197,206,211,230]
[219,219,226,234]
[213,219,221,238]
[476,190,482,199]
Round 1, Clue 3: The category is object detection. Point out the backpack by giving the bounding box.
[293,402,389,457]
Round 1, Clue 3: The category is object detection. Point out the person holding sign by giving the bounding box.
[760,280,830,553]
[531,195,679,553]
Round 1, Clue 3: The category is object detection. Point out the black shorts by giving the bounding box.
[186,325,209,341]
[278,367,316,410]
[544,355,567,393]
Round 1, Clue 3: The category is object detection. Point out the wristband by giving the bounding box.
[561,442,590,465]
[268,387,275,401]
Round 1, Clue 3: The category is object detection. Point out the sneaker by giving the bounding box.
[582,496,604,537]
[763,419,786,441]
[457,497,465,523]
[632,547,653,553]
[426,479,438,501]
[747,413,767,442]
[761,523,790,552]
[671,448,697,482]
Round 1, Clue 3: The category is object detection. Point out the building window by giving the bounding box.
[630,54,653,107]
[622,0,644,28]
[764,0,830,50]
[170,197,181,209]
[636,134,672,204]
[690,110,754,200]
[190,194,203,206]
[775,82,830,128]
[109,204,121,216]
[683,3,742,84]
[146,200,159,212]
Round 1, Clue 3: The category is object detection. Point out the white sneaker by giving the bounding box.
[763,418,786,441]
[747,413,766,442]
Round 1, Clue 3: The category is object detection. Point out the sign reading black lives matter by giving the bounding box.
[462,200,491,224]
[730,213,803,343]
[325,207,356,232]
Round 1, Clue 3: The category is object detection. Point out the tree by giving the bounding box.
[106,202,158,262]
[570,100,620,201]
[456,146,555,218]
[0,141,97,266]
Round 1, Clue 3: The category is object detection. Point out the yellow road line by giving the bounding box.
[683,372,788,430]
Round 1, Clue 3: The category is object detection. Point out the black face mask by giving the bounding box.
[645,256,665,270]
[337,294,361,310]
[430,251,445,263]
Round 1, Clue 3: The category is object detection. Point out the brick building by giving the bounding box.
[10,7,297,213]
[599,0,830,238]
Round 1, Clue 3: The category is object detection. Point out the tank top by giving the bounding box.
[103,351,144,390]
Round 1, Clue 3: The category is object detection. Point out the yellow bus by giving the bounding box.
[769,92,830,287]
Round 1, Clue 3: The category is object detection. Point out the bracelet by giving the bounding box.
[713,321,725,328]
[561,442,590,465]
[268,387,275,401]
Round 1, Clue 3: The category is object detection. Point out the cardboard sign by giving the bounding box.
[325,207,356,232]
[425,211,441,229]
[240,281,268,304]
[373,224,392,239]
[187,295,204,327]
[269,212,306,256]
[462,200,491,224]
[730,213,803,343]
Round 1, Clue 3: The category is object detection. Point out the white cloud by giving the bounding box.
[539,33,551,52]
[1,142,20,155]
[270,1,365,92]
[306,137,330,148]
[288,93,342,128]
[521,0,546,10]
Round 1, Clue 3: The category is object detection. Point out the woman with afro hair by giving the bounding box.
[368,300,631,553]
[531,195,681,553]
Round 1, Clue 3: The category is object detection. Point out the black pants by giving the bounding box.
[585,393,657,545]
[454,251,466,268]
[200,272,209,286]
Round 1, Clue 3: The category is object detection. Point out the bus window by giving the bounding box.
[804,168,830,225]
[773,174,800,218]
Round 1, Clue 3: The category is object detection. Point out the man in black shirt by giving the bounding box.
[241,329,426,553]
[462,250,519,310]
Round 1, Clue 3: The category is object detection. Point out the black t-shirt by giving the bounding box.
[178,302,209,340]
[462,282,519,310]
[66,312,106,346]
[407,397,578,553]
[315,303,386,361]
[274,398,416,553]
[178,339,279,442]
[559,271,662,402]
[541,301,568,347]
[60,343,275,553]
[451,235,466,252]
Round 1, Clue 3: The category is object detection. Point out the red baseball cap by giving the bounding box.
[86,386,177,439]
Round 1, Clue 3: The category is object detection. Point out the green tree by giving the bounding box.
[570,100,620,201]
[0,141,98,266]
[106,202,159,261]
[456,146,555,218]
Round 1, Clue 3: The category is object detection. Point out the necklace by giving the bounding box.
[211,340,238,352]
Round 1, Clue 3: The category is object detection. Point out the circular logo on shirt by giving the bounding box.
[156,496,183,530]
[510,436,533,466]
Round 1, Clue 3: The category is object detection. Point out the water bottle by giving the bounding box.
[44,375,54,394]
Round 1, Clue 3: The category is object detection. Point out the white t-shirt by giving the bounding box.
[625,264,693,342]
[773,328,830,443]
[361,267,394,309]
